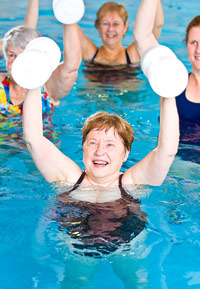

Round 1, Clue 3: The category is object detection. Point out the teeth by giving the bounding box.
[93,160,108,165]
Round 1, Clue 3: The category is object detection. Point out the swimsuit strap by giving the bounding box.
[67,171,138,202]
[125,49,131,65]
[91,48,99,64]
[91,48,131,65]
[118,174,127,198]
[67,171,86,193]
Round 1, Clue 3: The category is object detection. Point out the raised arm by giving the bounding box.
[45,24,82,100]
[125,97,179,186]
[76,24,97,61]
[134,0,159,56]
[152,0,164,40]
[0,0,39,54]
[24,0,39,28]
[124,0,179,185]
[23,88,82,183]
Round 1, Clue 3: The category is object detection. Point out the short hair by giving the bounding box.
[82,111,134,152]
[95,2,128,28]
[3,25,40,58]
[185,15,200,43]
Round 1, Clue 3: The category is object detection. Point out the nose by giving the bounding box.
[107,23,115,30]
[95,142,105,155]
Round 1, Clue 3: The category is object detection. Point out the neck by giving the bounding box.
[86,172,120,188]
[100,44,124,54]
[9,79,28,105]
[191,71,200,86]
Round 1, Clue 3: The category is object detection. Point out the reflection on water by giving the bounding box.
[83,62,140,85]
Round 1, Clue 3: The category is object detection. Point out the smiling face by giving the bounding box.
[6,45,25,78]
[187,26,200,72]
[83,127,129,184]
[97,11,128,47]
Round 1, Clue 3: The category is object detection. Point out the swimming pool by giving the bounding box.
[0,0,200,288]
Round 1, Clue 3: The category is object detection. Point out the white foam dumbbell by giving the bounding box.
[12,37,61,89]
[141,45,188,98]
[53,0,85,24]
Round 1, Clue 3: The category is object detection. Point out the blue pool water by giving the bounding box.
[0,0,200,288]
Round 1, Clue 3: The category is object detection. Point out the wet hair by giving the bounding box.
[3,25,40,58]
[82,111,134,152]
[94,1,128,28]
[185,15,200,43]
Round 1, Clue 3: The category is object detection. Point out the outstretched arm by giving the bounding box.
[125,97,179,185]
[152,0,164,40]
[76,24,97,61]
[134,0,159,56]
[24,0,39,28]
[128,0,163,62]
[45,24,82,101]
[23,88,82,183]
[124,0,179,185]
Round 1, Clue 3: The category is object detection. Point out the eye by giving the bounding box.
[101,22,109,27]
[190,40,197,45]
[88,140,97,147]
[113,22,121,28]
[7,52,16,60]
[107,142,115,147]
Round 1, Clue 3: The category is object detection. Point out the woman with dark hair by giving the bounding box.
[175,15,200,146]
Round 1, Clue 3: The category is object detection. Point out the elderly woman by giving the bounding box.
[22,0,179,193]
[0,0,81,116]
[77,1,163,65]
[21,0,181,286]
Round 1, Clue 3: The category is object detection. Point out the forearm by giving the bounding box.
[158,97,179,156]
[128,97,179,186]
[24,0,39,28]
[134,0,159,57]
[23,88,71,183]
[147,97,179,185]
[46,24,81,100]
[0,39,3,55]
[23,88,43,146]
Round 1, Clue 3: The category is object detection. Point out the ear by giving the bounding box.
[123,22,129,35]
[123,150,129,162]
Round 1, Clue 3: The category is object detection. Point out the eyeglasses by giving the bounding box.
[99,21,124,29]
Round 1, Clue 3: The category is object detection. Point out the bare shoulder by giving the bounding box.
[82,40,97,62]
[122,168,135,185]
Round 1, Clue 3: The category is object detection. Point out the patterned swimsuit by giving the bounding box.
[0,76,54,116]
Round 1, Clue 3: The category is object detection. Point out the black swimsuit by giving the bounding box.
[56,172,147,257]
[83,49,139,84]
[90,48,132,65]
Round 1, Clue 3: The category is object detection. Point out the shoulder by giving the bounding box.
[82,44,98,62]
